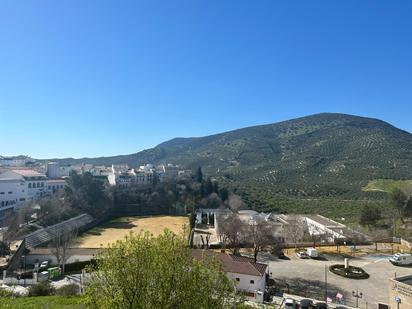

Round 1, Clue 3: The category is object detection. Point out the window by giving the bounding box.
[8,191,12,194]
[250,280,254,284]
[0,192,4,195]
[235,278,240,282]
[41,182,44,187]
[28,183,32,188]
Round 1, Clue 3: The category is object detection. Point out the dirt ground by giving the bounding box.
[76,216,189,248]
[282,242,411,257]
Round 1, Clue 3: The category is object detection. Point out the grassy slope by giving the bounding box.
[363,179,412,193]
[0,296,85,309]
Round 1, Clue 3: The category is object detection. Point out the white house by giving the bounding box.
[192,250,267,303]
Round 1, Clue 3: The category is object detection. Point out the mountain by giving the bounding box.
[53,113,412,199]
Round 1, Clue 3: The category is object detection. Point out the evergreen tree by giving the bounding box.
[195,166,203,183]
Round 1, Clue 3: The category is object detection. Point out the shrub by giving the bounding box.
[329,264,370,279]
[0,287,16,298]
[56,283,80,296]
[64,260,96,273]
[28,281,55,297]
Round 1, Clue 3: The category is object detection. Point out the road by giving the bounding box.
[266,253,412,308]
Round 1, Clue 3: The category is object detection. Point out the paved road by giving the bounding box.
[266,253,412,308]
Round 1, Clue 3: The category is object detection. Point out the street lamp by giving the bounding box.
[352,289,363,308]
[21,255,26,287]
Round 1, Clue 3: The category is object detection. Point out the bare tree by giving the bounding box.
[227,194,246,211]
[283,219,305,250]
[245,218,278,262]
[345,231,367,256]
[48,229,77,274]
[218,213,246,255]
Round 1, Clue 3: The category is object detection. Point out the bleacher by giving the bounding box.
[24,214,95,249]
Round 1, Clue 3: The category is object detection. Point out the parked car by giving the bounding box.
[297,251,310,259]
[300,299,314,309]
[40,260,49,269]
[315,302,327,309]
[389,253,412,266]
[284,298,297,308]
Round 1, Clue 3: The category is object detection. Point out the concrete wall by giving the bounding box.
[25,253,95,266]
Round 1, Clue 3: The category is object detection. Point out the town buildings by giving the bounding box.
[107,164,157,187]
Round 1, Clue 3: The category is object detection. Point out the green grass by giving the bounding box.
[0,296,86,309]
[363,179,412,193]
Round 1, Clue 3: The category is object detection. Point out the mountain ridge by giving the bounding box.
[42,113,412,199]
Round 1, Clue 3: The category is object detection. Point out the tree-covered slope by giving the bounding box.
[53,113,412,198]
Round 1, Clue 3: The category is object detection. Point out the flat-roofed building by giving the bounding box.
[46,179,66,194]
[0,177,27,219]
[389,275,412,308]
[0,169,47,220]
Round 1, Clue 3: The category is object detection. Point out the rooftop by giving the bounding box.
[47,179,66,183]
[305,214,345,228]
[12,169,46,178]
[192,249,267,277]
[394,275,412,286]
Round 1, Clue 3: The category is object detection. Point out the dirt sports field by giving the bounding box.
[76,216,189,248]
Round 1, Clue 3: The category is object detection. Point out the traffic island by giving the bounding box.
[329,264,369,279]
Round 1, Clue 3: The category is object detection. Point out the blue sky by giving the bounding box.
[1,1,411,159]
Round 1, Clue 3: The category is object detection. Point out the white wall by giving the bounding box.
[0,179,28,211]
[25,253,95,266]
[226,272,265,302]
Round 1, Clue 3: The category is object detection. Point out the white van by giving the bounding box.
[390,253,412,266]
[306,247,319,258]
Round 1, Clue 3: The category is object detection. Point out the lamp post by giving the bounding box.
[352,289,363,308]
[324,264,328,302]
[21,255,26,287]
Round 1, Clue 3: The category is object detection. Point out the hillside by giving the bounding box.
[53,113,412,203]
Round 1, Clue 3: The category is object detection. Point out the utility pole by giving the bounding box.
[352,289,363,308]
[324,264,328,302]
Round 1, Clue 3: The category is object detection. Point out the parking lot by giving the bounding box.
[267,253,412,308]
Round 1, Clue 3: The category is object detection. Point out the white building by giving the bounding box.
[46,179,66,194]
[107,164,166,187]
[0,155,33,167]
[46,162,61,179]
[304,215,348,242]
[192,250,267,303]
[0,177,27,219]
[0,169,64,221]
